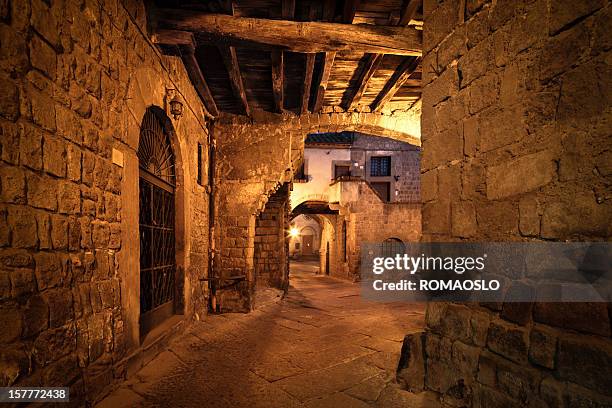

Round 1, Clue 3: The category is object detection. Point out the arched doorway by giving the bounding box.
[382,238,406,258]
[137,107,180,337]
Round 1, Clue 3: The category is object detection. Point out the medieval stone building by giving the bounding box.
[290,131,421,280]
[0,0,610,406]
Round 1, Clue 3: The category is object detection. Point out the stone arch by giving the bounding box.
[290,194,331,212]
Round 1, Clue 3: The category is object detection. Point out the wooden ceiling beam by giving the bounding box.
[342,0,360,23]
[180,46,219,117]
[271,50,284,113]
[399,0,422,26]
[322,0,336,21]
[312,52,336,113]
[219,45,251,116]
[345,53,383,110]
[155,11,422,56]
[371,56,421,112]
[282,0,296,19]
[301,53,316,114]
[152,29,195,46]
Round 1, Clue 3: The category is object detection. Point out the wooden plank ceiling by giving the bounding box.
[149,0,423,117]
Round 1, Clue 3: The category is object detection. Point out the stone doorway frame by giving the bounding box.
[120,68,193,351]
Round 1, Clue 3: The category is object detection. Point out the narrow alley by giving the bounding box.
[98,261,426,408]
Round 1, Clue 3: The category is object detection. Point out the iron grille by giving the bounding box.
[370,156,391,177]
[138,109,176,317]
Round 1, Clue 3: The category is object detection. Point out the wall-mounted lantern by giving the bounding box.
[166,89,184,120]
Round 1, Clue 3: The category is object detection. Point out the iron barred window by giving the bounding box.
[370,156,391,177]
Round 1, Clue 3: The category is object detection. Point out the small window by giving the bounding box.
[294,162,307,182]
[370,156,391,177]
[197,143,204,185]
[371,182,391,202]
[335,165,351,179]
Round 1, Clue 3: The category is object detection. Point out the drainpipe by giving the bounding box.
[207,122,218,313]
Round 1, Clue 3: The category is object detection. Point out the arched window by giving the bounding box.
[138,108,177,336]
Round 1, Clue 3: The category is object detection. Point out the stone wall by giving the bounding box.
[411,0,612,406]
[334,181,421,280]
[254,184,290,290]
[0,0,211,404]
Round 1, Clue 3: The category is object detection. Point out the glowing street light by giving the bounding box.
[289,227,300,238]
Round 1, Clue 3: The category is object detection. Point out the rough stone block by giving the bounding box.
[58,181,81,215]
[34,252,63,290]
[421,170,438,202]
[51,214,68,250]
[451,200,476,238]
[461,117,478,159]
[36,211,51,249]
[466,7,489,46]
[30,33,56,80]
[422,201,450,234]
[439,304,472,342]
[0,122,21,165]
[452,340,480,377]
[424,0,460,52]
[23,294,49,337]
[533,302,611,337]
[33,325,77,366]
[470,311,490,347]
[437,26,467,69]
[540,23,589,82]
[486,320,528,364]
[557,335,612,396]
[56,106,83,144]
[529,326,557,369]
[539,376,564,408]
[557,60,608,129]
[486,150,556,199]
[31,0,60,46]
[541,191,611,239]
[0,79,19,121]
[27,172,58,210]
[474,383,519,408]
[92,222,110,248]
[0,305,23,343]
[459,39,492,87]
[495,358,540,404]
[0,166,26,204]
[396,332,425,392]
[43,288,74,328]
[66,144,82,182]
[80,217,92,249]
[43,135,66,177]
[8,207,38,248]
[423,66,459,108]
[20,125,43,170]
[28,89,57,132]
[549,0,604,35]
[518,195,540,237]
[468,74,499,114]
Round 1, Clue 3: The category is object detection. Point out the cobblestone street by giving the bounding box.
[98,261,426,407]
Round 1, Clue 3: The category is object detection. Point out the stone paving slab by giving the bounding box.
[97,262,427,407]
